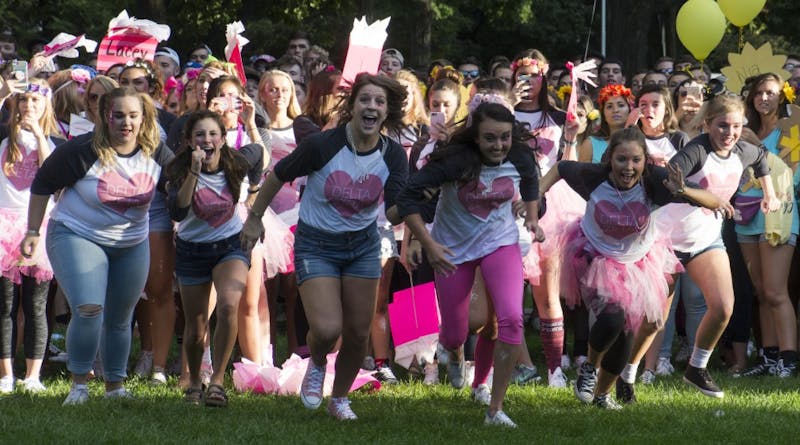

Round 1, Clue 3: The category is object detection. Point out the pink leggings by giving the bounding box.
[435,244,524,349]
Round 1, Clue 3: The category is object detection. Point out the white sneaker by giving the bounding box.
[151,369,168,385]
[548,366,568,388]
[655,357,675,376]
[63,384,89,405]
[19,377,46,393]
[561,354,571,370]
[0,375,15,394]
[104,387,134,399]
[134,350,153,378]
[485,409,517,428]
[471,384,491,406]
[422,362,439,385]
[639,369,656,384]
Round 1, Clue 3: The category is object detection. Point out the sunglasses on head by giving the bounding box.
[461,70,480,79]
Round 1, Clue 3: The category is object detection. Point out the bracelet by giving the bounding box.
[26,229,40,236]
[247,187,260,194]
[565,139,577,146]
[189,170,200,176]
[246,126,257,132]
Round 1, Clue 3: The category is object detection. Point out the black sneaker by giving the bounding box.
[575,362,597,404]
[615,379,637,404]
[592,393,622,410]
[736,357,778,378]
[683,365,724,398]
[777,359,797,378]
[373,364,399,384]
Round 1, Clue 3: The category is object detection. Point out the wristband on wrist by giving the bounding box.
[247,187,260,194]
[26,229,39,236]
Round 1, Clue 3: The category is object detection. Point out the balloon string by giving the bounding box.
[740,28,745,52]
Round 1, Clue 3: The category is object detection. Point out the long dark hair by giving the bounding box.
[602,127,657,199]
[430,102,534,186]
[744,72,789,135]
[165,110,249,201]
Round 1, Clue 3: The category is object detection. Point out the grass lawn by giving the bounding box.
[2,328,799,445]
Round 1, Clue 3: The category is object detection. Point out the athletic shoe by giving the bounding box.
[683,365,724,398]
[134,351,153,378]
[616,379,636,404]
[511,364,541,385]
[485,410,517,428]
[592,393,623,410]
[48,344,68,363]
[575,362,597,404]
[639,369,656,385]
[361,356,376,371]
[561,354,571,370]
[300,362,326,409]
[675,338,691,363]
[373,364,399,384]
[151,369,168,386]
[422,362,439,385]
[436,343,449,366]
[447,358,465,389]
[18,377,46,393]
[63,385,89,405]
[777,359,797,378]
[104,387,133,399]
[737,357,778,378]
[471,384,491,406]
[327,397,357,420]
[548,366,568,388]
[573,355,588,369]
[655,357,675,376]
[0,375,15,394]
[464,361,476,388]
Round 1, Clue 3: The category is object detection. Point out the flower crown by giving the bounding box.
[23,83,51,99]
[597,84,633,106]
[124,59,156,81]
[429,64,455,79]
[465,93,515,127]
[511,57,548,74]
[783,81,796,104]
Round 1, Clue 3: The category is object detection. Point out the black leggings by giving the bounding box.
[588,305,634,376]
[0,276,51,360]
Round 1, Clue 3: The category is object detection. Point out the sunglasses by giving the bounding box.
[461,70,480,79]
[785,63,797,71]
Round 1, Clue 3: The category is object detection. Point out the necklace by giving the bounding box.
[345,123,387,183]
[613,183,646,231]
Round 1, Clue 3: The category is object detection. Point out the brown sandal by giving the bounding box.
[204,383,228,408]
[184,387,203,405]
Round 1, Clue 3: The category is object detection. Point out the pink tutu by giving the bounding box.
[0,209,53,284]
[259,207,295,278]
[560,220,682,332]
[523,179,586,284]
[233,351,381,395]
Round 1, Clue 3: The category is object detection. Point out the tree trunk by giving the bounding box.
[605,0,674,74]
[410,0,432,69]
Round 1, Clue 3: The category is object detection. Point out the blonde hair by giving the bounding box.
[395,69,429,127]
[84,75,119,124]
[92,87,160,167]
[258,70,302,119]
[702,94,744,125]
[3,78,59,176]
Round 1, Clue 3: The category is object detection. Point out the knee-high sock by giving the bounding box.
[540,317,564,372]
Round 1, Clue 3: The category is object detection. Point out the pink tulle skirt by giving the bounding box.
[0,209,53,284]
[236,204,295,279]
[233,351,381,395]
[560,221,683,332]
[523,179,586,285]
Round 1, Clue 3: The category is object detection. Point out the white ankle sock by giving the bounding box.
[689,347,713,369]
[620,363,638,384]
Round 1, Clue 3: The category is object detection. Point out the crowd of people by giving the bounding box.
[1,26,799,427]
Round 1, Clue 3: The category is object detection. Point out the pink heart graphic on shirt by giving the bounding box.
[593,200,649,240]
[4,148,39,191]
[531,126,559,156]
[324,171,382,218]
[698,172,740,215]
[96,171,155,215]
[457,177,515,220]
[193,187,235,228]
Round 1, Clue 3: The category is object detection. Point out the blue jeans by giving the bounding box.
[660,272,707,357]
[47,220,150,382]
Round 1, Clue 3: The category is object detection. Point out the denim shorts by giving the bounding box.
[293,220,381,285]
[175,233,250,286]
[675,235,726,266]
[736,232,798,247]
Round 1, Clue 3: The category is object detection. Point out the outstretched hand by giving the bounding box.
[662,163,685,195]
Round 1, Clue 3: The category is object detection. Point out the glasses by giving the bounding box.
[461,70,480,79]
[785,63,797,71]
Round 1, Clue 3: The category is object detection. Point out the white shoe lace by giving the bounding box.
[328,397,358,420]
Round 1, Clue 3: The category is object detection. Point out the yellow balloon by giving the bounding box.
[676,0,727,61]
[718,0,766,27]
